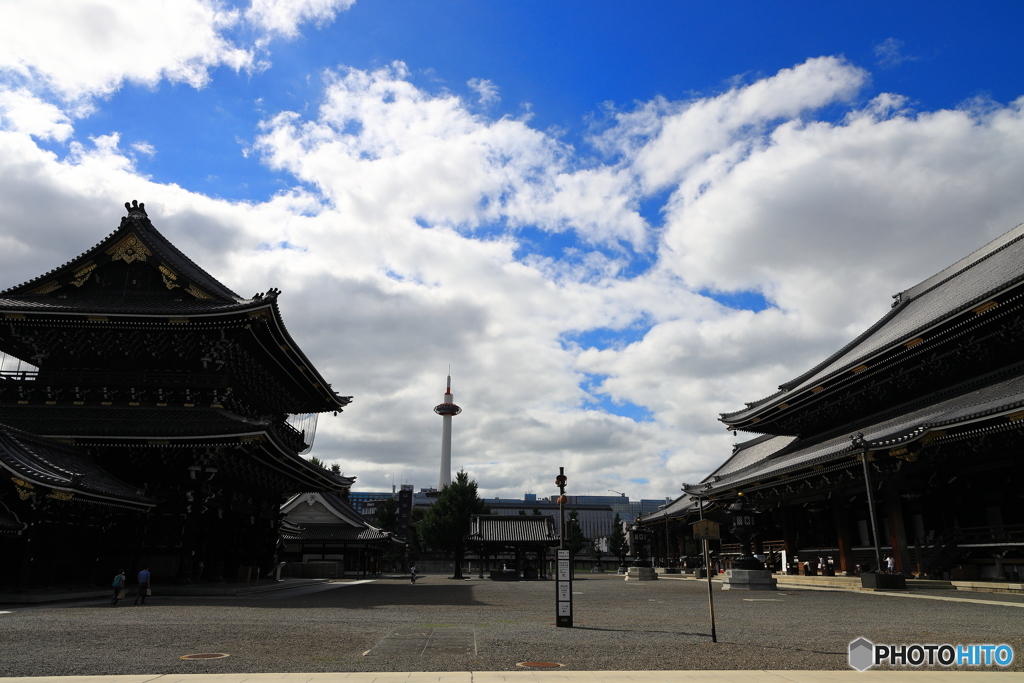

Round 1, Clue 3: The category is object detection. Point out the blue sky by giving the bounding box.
[2,0,1024,499]
[54,2,1024,202]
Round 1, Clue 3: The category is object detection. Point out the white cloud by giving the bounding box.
[467,78,500,106]
[0,0,253,103]
[131,141,157,157]
[874,38,918,69]
[246,0,356,38]
[0,88,73,141]
[254,62,648,248]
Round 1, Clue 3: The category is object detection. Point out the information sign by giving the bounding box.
[692,519,721,540]
[555,548,572,627]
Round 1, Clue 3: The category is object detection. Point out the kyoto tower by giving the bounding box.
[433,372,462,489]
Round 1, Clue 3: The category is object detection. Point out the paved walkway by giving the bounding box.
[2,671,1023,682]
[3,575,1021,676]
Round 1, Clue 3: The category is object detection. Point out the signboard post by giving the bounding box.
[556,548,573,627]
[692,516,720,643]
[555,467,572,628]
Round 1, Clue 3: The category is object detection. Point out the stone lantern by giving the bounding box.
[727,493,763,570]
[721,492,777,591]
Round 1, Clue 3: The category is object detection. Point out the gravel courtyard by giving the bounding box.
[1,574,1021,676]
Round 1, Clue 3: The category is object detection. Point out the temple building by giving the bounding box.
[646,222,1024,583]
[280,491,400,577]
[0,201,353,587]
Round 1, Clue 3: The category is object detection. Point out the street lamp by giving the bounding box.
[727,493,763,570]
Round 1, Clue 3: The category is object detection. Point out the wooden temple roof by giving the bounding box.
[692,370,1024,500]
[3,200,242,303]
[0,425,156,511]
[467,514,560,545]
[281,523,395,543]
[0,405,356,492]
[722,221,1024,433]
[0,201,351,413]
[280,491,397,544]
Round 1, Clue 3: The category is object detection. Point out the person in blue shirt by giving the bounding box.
[111,570,126,605]
[134,567,151,605]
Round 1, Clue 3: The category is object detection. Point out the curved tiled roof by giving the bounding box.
[0,405,266,438]
[0,292,252,315]
[705,371,1024,495]
[0,425,155,509]
[468,515,559,544]
[284,523,393,542]
[709,434,797,479]
[2,201,244,303]
[723,222,1024,423]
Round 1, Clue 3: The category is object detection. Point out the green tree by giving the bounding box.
[417,470,490,579]
[307,456,325,468]
[330,463,341,475]
[566,509,587,556]
[592,536,605,568]
[609,513,628,565]
[373,497,399,534]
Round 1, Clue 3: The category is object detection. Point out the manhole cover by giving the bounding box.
[180,653,230,660]
[517,662,563,668]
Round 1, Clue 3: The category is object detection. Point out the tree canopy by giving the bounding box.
[565,509,587,556]
[417,470,489,578]
[373,497,399,534]
[609,512,628,563]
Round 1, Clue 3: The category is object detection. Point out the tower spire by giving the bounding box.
[434,369,462,489]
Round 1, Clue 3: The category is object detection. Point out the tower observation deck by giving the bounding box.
[433,374,462,489]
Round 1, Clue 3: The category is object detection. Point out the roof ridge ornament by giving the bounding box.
[125,200,147,217]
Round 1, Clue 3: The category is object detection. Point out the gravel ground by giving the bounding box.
[1,574,1021,675]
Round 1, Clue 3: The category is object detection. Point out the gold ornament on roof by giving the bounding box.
[186,284,212,299]
[106,233,152,264]
[30,280,61,295]
[71,262,97,287]
[47,490,75,501]
[159,265,180,290]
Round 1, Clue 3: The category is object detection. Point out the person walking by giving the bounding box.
[134,566,151,605]
[111,570,126,605]
[885,555,896,574]
[410,564,417,584]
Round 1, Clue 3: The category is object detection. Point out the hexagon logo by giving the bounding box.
[849,637,875,671]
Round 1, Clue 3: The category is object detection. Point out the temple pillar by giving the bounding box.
[781,506,797,572]
[833,497,855,574]
[885,484,912,575]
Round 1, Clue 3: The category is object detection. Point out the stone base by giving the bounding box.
[721,568,777,591]
[861,572,907,590]
[625,566,658,581]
